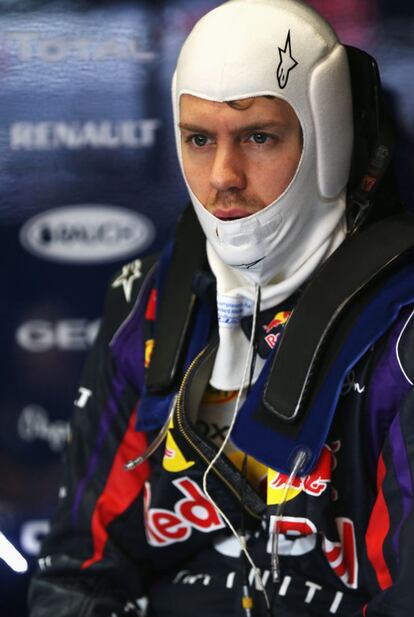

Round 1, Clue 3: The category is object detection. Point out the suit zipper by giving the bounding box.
[175,343,261,521]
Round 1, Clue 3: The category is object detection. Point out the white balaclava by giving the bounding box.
[172,0,354,389]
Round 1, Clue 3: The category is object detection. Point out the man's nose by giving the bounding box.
[209,144,246,192]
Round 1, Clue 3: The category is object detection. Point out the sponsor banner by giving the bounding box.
[17,405,70,453]
[19,205,155,264]
[0,518,50,570]
[1,31,157,64]
[10,119,162,151]
[20,520,50,557]
[15,318,100,352]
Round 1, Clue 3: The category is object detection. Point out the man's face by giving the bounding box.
[179,94,302,220]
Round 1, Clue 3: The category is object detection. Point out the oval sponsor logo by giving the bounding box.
[20,205,155,264]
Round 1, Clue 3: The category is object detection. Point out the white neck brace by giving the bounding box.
[207,216,345,390]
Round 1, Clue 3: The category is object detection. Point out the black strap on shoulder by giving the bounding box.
[263,213,414,422]
[146,205,206,393]
[345,46,398,233]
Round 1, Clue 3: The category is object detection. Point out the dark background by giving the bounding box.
[0,1,412,614]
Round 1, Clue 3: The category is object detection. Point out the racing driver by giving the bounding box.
[29,1,414,616]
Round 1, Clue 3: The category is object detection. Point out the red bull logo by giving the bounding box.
[267,444,333,505]
[263,310,291,334]
[144,477,224,547]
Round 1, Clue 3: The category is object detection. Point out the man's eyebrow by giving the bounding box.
[178,121,286,134]
[235,121,287,134]
[178,122,213,133]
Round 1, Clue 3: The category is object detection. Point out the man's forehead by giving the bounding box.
[179,93,299,127]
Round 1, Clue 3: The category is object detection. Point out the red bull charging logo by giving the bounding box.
[267,444,334,505]
[263,310,291,350]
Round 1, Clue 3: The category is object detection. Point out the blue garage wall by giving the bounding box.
[0,1,412,615]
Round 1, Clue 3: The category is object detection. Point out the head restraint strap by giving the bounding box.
[146,205,206,393]
[345,46,395,233]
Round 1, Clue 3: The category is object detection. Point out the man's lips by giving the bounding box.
[211,207,255,220]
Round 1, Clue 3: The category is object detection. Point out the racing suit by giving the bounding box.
[28,234,414,617]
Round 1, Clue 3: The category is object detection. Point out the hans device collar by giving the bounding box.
[231,214,414,475]
[147,208,414,475]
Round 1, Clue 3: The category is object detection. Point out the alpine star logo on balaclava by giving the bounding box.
[276,30,298,89]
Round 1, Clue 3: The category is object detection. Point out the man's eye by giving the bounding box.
[249,132,271,145]
[190,134,209,147]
